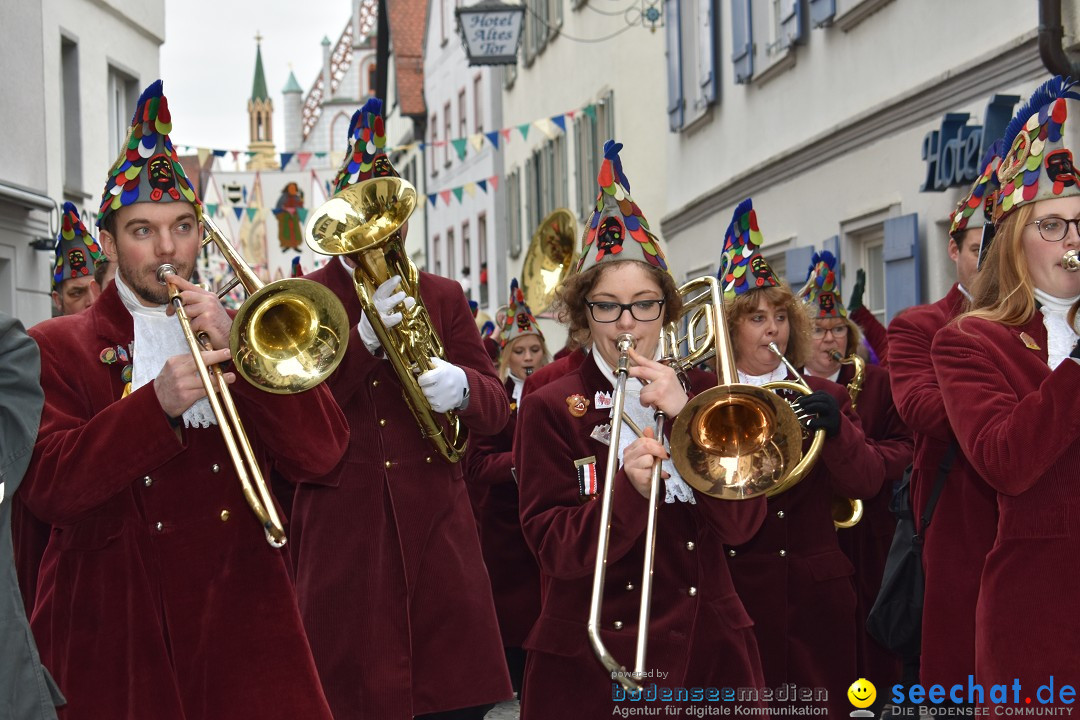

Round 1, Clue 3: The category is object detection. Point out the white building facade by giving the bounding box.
[660,0,1080,323]
[1,0,164,327]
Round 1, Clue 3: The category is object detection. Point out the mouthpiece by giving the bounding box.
[1063,249,1080,272]
[616,333,636,353]
[525,367,534,376]
[829,350,844,362]
[156,264,178,284]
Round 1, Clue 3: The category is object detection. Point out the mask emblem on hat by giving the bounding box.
[373,155,394,177]
[148,154,180,202]
[1045,149,1078,194]
[516,312,530,332]
[566,393,590,417]
[595,217,625,260]
[68,248,88,277]
[819,292,836,316]
[750,255,773,287]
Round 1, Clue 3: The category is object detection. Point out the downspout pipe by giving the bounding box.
[1039,0,1080,77]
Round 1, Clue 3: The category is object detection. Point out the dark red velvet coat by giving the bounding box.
[725,374,885,719]
[23,282,347,720]
[933,314,1080,693]
[887,285,996,685]
[292,261,512,719]
[521,346,587,399]
[831,363,912,687]
[464,377,541,647]
[514,356,767,716]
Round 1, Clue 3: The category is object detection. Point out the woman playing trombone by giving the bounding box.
[513,142,767,715]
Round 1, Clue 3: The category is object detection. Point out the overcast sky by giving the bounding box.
[160,0,356,161]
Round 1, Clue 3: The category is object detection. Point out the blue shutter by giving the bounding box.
[730,0,753,84]
[779,0,802,48]
[808,0,834,27]
[698,0,718,104]
[785,246,816,288]
[883,213,921,322]
[666,0,684,130]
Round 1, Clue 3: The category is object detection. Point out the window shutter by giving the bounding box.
[779,0,802,48]
[666,0,684,130]
[808,0,834,27]
[784,246,816,288]
[697,0,717,104]
[730,0,753,84]
[883,213,920,322]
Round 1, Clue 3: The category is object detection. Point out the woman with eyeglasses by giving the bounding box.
[719,200,885,718]
[513,143,767,716]
[465,279,549,696]
[799,252,912,697]
[932,77,1080,692]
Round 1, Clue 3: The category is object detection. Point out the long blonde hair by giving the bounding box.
[961,203,1036,327]
[497,333,551,382]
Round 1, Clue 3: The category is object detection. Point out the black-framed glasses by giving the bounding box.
[1029,217,1080,243]
[584,299,665,323]
[811,324,849,339]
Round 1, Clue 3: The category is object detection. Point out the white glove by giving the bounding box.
[417,357,469,413]
[359,275,416,355]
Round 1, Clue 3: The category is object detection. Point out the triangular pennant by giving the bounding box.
[535,119,556,139]
[451,137,468,160]
[489,175,499,191]
[470,134,485,152]
[197,147,210,165]
[501,128,512,142]
[429,193,438,207]
[566,110,577,120]
[486,131,500,149]
[246,151,256,158]
[233,206,244,221]
[206,203,219,217]
[280,152,295,169]
[584,104,597,120]
[551,115,566,132]
[231,150,240,163]
[298,152,312,170]
[477,179,488,193]
[518,123,530,140]
[246,207,258,221]
[440,190,452,205]
[297,207,309,224]
[452,186,464,203]
[213,149,227,157]
[315,152,327,159]
[464,182,476,197]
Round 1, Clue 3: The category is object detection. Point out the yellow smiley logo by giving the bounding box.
[847,678,876,709]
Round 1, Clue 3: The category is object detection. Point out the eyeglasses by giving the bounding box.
[811,324,849,339]
[584,299,665,323]
[1029,217,1080,243]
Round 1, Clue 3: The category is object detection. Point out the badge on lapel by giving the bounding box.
[590,422,612,446]
[594,390,613,410]
[575,456,599,502]
[566,393,590,417]
[1019,332,1041,351]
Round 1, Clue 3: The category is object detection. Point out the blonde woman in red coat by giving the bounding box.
[933,77,1080,698]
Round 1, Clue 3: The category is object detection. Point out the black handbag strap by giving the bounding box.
[918,441,957,535]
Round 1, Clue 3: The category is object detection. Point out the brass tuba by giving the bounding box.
[521,208,577,315]
[305,176,468,463]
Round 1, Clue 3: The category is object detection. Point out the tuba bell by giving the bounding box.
[304,176,468,463]
[521,208,578,315]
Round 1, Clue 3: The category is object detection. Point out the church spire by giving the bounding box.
[252,32,269,101]
[247,31,277,170]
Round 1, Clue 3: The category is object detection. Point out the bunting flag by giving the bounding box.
[470,134,485,152]
[501,128,512,143]
[440,190,451,205]
[584,104,597,120]
[280,152,295,169]
[451,137,468,160]
[231,150,240,163]
[213,149,228,158]
[518,123,530,140]
[428,193,437,207]
[477,179,487,193]
[206,203,219,217]
[486,131,500,149]
[551,115,566,132]
[489,175,499,191]
[464,183,476,197]
[452,187,464,202]
[315,152,327,159]
[298,152,312,170]
[233,206,244,221]
[297,207,309,224]
[246,207,258,221]
[197,147,210,165]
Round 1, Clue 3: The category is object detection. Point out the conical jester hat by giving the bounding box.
[718,198,780,301]
[53,202,106,290]
[332,96,400,194]
[798,251,846,319]
[97,80,202,227]
[950,139,1006,237]
[575,140,668,275]
[500,278,544,348]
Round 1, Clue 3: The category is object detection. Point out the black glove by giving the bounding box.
[847,268,866,313]
[794,390,841,438]
[1072,339,1080,360]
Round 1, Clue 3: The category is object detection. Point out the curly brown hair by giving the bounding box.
[725,284,811,369]
[553,260,684,348]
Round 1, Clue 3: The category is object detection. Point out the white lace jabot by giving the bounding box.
[1034,288,1080,370]
[114,272,216,428]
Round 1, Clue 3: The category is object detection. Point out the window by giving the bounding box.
[730,0,754,84]
[433,234,442,276]
[443,102,452,167]
[508,169,523,258]
[575,91,615,217]
[864,240,885,325]
[474,75,483,134]
[330,112,351,156]
[666,0,719,130]
[440,0,447,44]
[447,227,457,280]
[430,113,438,177]
[458,88,467,138]
[523,0,561,65]
[478,213,488,306]
[108,66,138,160]
[61,36,82,194]
[462,220,472,299]
[367,63,376,95]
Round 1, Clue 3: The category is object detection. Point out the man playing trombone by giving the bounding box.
[19,80,348,720]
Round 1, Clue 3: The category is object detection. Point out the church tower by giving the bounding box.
[247,34,277,170]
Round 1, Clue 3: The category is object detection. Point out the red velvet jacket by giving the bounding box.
[23,282,347,720]
[291,261,512,719]
[465,377,542,647]
[934,313,1080,694]
[888,284,996,683]
[514,355,767,716]
[725,374,884,719]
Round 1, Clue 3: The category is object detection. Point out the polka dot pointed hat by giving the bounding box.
[949,139,1006,237]
[798,250,846,319]
[994,75,1080,221]
[332,96,399,194]
[575,140,668,275]
[718,198,780,301]
[500,278,544,348]
[97,80,202,227]
[53,202,106,290]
